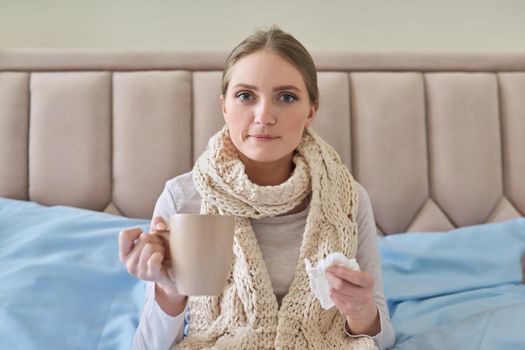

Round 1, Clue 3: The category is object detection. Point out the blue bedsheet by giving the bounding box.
[1,196,524,349]
[0,198,149,350]
[380,218,525,349]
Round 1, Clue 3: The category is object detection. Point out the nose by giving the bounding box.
[254,99,276,126]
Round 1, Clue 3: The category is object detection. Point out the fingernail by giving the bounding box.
[156,222,167,230]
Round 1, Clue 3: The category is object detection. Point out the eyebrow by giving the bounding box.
[232,83,301,92]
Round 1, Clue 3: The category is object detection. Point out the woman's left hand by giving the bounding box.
[326,265,381,336]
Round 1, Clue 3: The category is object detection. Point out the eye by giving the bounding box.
[235,91,254,102]
[278,93,297,103]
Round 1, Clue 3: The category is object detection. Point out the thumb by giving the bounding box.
[151,216,168,232]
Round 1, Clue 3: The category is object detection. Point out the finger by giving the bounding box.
[326,272,345,291]
[151,230,169,243]
[326,266,374,288]
[153,231,172,261]
[329,278,374,306]
[137,242,164,280]
[125,233,163,275]
[151,216,169,232]
[149,251,176,288]
[147,251,166,280]
[138,241,164,273]
[329,290,350,313]
[326,272,362,298]
[118,227,143,261]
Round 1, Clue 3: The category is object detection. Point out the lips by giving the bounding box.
[248,134,279,141]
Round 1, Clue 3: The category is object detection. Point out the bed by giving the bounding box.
[1,50,524,349]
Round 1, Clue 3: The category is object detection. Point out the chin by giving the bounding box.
[241,148,292,164]
[245,154,282,163]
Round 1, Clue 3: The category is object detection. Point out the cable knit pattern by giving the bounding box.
[178,125,377,350]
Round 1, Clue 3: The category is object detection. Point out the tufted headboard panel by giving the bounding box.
[1,50,524,234]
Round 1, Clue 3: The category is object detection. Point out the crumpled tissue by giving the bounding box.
[305,252,360,310]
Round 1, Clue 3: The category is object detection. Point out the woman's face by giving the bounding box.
[221,50,317,165]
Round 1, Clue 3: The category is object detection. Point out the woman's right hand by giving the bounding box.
[119,216,187,314]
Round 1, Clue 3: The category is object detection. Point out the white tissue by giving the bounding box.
[304,252,360,310]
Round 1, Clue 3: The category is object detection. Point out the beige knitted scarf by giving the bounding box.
[178,125,377,350]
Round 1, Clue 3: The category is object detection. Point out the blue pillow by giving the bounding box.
[380,218,525,302]
[0,197,150,350]
[380,218,525,349]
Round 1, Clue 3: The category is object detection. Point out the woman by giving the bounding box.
[119,26,396,349]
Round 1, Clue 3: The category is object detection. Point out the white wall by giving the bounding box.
[1,0,524,52]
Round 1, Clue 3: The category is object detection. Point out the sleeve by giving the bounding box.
[132,184,187,350]
[133,283,187,350]
[344,183,396,350]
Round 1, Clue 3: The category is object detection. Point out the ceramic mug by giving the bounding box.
[169,214,235,296]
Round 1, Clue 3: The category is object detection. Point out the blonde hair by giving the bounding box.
[222,26,319,104]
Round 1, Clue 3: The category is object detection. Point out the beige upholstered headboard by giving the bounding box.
[1,50,524,234]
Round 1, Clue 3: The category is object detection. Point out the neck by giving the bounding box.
[240,153,294,186]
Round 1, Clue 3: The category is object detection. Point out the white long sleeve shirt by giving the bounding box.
[133,171,396,349]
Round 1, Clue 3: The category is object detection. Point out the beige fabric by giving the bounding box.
[0,50,523,233]
[498,73,525,215]
[185,126,376,350]
[486,198,523,223]
[29,72,112,210]
[0,72,28,200]
[0,50,229,71]
[2,50,525,71]
[192,71,224,160]
[313,72,352,169]
[350,73,428,234]
[406,199,455,233]
[426,73,503,227]
[112,71,193,218]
